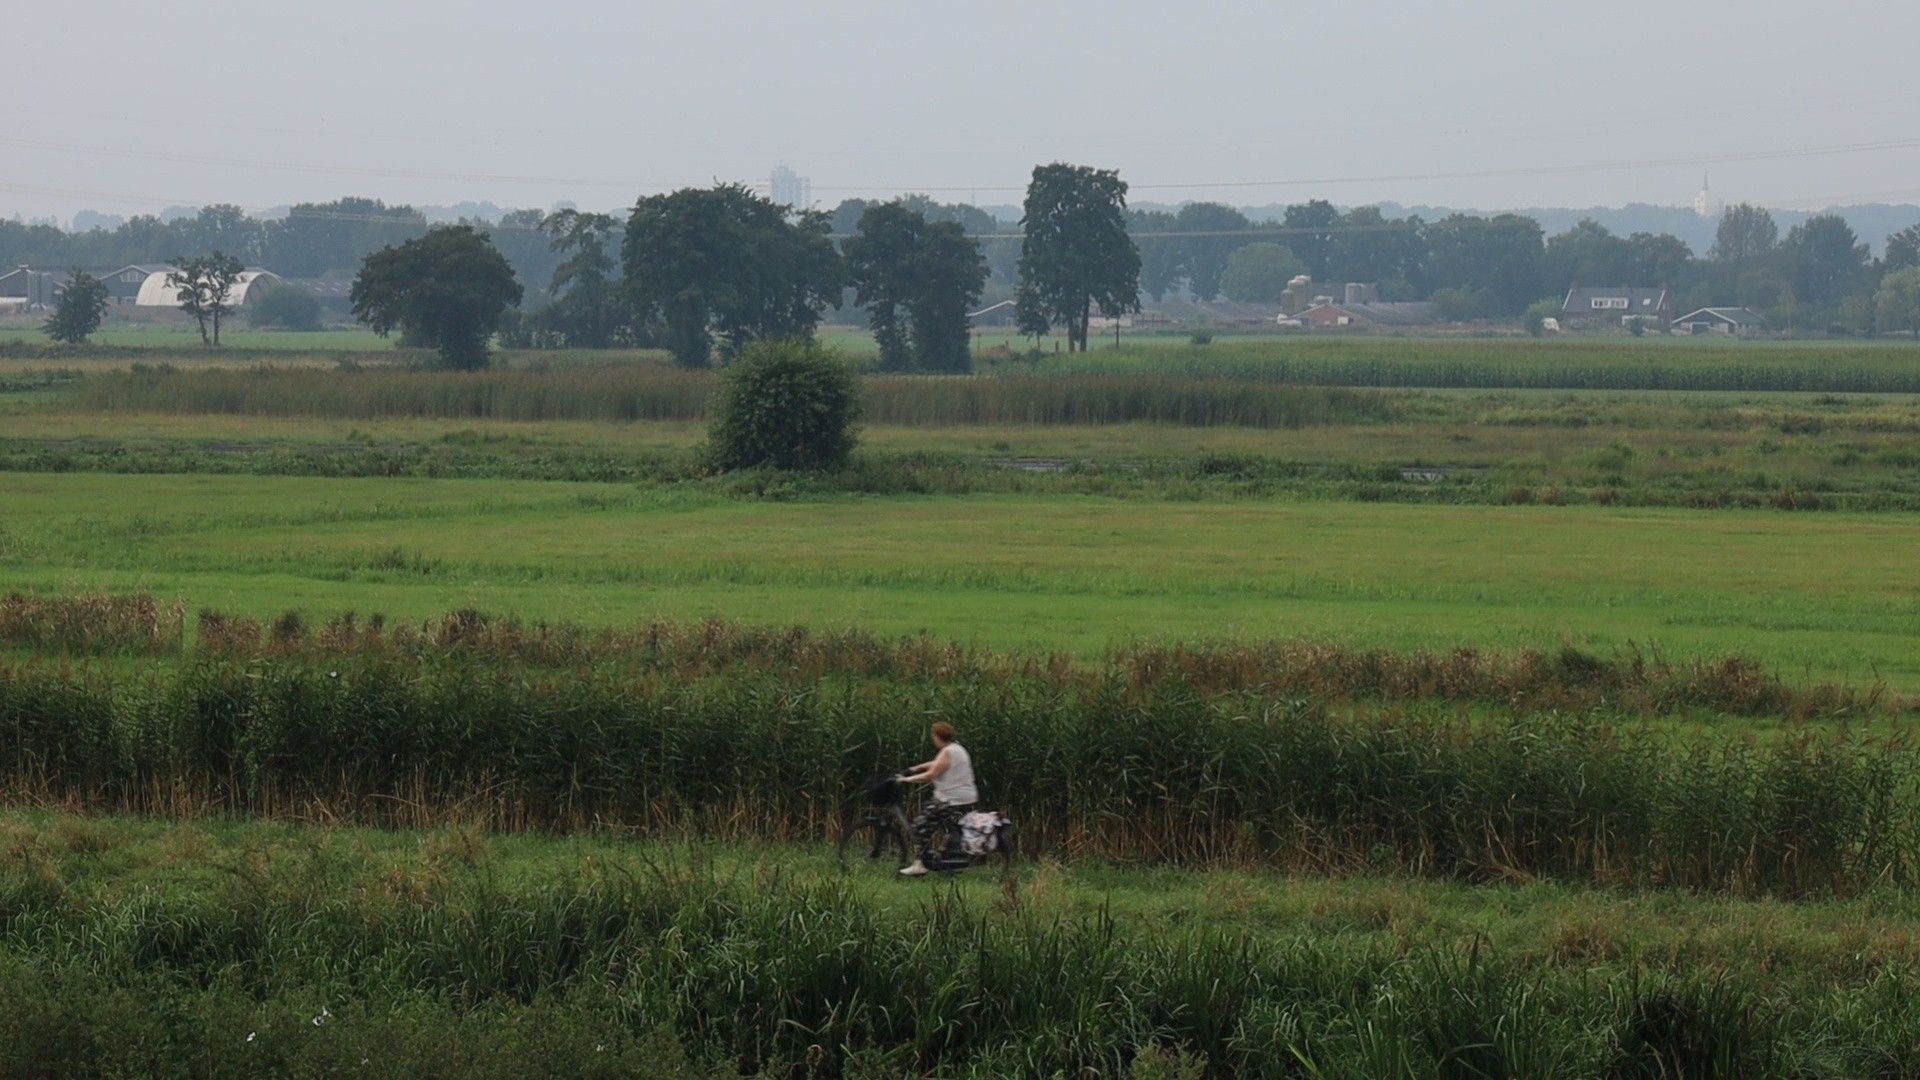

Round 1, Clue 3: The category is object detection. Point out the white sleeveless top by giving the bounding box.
[934,742,977,804]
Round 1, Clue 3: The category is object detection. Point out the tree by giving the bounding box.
[1781,215,1869,308]
[1127,208,1182,301]
[1172,202,1250,301]
[706,338,860,471]
[41,271,108,344]
[541,209,623,348]
[350,225,523,369]
[1281,200,1341,279]
[1882,224,1920,274]
[1218,242,1306,304]
[1876,267,1920,339]
[1422,214,1544,315]
[1014,163,1140,352]
[247,283,324,330]
[623,184,843,368]
[166,252,245,345]
[1326,205,1425,287]
[843,202,987,372]
[1710,204,1778,264]
[1625,232,1695,286]
[265,197,428,279]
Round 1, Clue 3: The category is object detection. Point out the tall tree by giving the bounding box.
[1014,163,1139,352]
[1781,215,1869,307]
[1127,208,1182,301]
[1281,199,1341,279]
[1710,204,1778,264]
[1172,202,1249,301]
[541,209,623,348]
[623,184,843,368]
[1326,206,1425,288]
[166,252,245,345]
[1875,267,1920,339]
[1422,214,1544,316]
[41,271,108,344]
[843,202,987,372]
[351,225,523,369]
[1882,224,1920,274]
[1219,242,1306,304]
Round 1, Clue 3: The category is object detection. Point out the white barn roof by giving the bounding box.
[134,268,282,307]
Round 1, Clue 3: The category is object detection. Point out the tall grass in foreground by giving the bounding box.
[2,606,1915,894]
[1,854,1916,1077]
[74,364,1390,427]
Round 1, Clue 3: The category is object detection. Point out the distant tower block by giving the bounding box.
[770,166,812,210]
[1693,173,1720,219]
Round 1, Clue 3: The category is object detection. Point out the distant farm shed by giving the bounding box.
[1295,300,1436,328]
[1673,307,1766,335]
[134,268,283,307]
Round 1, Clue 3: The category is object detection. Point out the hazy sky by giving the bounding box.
[8,0,1920,222]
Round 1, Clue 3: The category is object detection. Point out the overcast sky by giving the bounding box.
[8,0,1920,223]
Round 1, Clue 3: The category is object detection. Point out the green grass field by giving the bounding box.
[2,472,1916,687]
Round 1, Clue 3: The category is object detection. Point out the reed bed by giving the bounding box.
[2,641,1914,893]
[73,364,1390,428]
[2,849,1916,1077]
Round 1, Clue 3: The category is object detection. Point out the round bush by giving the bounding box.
[707,338,861,471]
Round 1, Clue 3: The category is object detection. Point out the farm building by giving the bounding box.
[1672,307,1766,335]
[98,265,178,304]
[283,277,355,315]
[0,266,68,310]
[1561,286,1672,328]
[1293,300,1435,329]
[134,269,283,308]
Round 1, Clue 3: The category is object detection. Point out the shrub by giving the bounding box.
[1189,330,1215,346]
[706,339,861,471]
[41,272,109,345]
[246,283,324,331]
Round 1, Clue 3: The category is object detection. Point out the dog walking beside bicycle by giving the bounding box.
[896,721,976,877]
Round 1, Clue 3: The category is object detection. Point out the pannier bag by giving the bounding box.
[959,811,1010,855]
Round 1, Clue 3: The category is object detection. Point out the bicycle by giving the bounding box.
[835,774,915,870]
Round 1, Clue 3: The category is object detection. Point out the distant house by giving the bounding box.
[1672,307,1766,335]
[99,264,177,304]
[1561,286,1672,329]
[1295,300,1435,329]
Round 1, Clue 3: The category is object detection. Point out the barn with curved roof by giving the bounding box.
[134,269,283,307]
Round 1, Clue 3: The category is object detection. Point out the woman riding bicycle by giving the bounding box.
[897,721,976,876]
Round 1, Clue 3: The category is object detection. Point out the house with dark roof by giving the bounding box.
[0,266,74,311]
[1672,307,1766,335]
[1295,300,1436,329]
[1561,286,1672,329]
[98,264,178,304]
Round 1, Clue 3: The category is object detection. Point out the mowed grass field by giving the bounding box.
[3,471,1916,687]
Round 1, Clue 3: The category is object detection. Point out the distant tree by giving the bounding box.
[1883,224,1920,274]
[623,184,843,368]
[1326,205,1426,286]
[1781,215,1869,307]
[266,197,428,279]
[1710,204,1778,264]
[1544,219,1635,287]
[41,271,108,344]
[707,338,860,471]
[1172,202,1250,301]
[1625,232,1695,285]
[350,225,523,369]
[1218,242,1306,305]
[1127,208,1183,301]
[1014,163,1139,352]
[1876,267,1920,339]
[166,252,245,345]
[247,283,324,330]
[1281,200,1341,280]
[843,202,987,372]
[540,209,623,348]
[1422,214,1543,315]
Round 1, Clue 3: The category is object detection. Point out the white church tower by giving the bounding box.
[1693,173,1721,219]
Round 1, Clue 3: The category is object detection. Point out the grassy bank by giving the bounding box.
[3,812,1919,1077]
